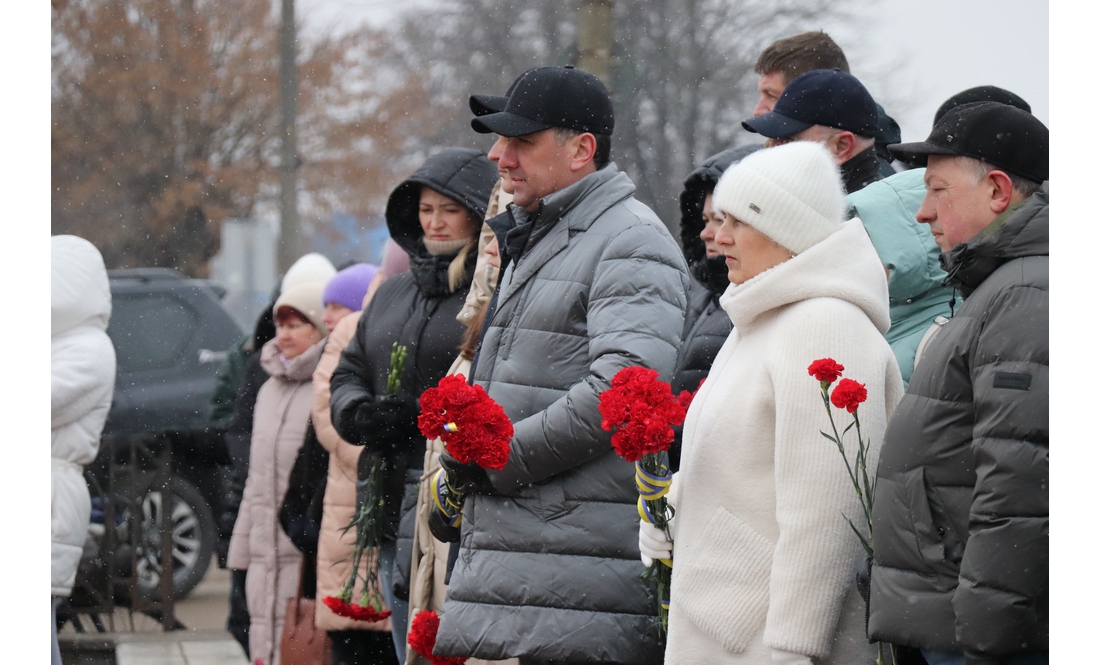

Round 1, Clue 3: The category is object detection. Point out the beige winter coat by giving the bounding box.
[312,310,392,633]
[227,336,326,665]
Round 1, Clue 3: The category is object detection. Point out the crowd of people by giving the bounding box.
[51,27,1047,665]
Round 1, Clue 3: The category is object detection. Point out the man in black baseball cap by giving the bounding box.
[431,64,691,665]
[743,68,885,194]
[889,100,1048,251]
[869,100,1049,665]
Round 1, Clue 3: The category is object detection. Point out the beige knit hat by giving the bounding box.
[711,141,846,254]
[273,282,328,335]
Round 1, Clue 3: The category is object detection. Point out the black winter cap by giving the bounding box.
[889,101,1048,183]
[471,65,614,137]
[934,85,1031,126]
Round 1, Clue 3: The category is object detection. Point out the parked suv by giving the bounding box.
[89,268,244,600]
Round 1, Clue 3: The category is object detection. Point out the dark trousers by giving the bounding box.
[226,569,250,658]
[329,629,398,665]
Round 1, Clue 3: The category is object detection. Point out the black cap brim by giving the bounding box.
[469,94,508,117]
[887,140,963,167]
[741,111,813,139]
[471,111,554,137]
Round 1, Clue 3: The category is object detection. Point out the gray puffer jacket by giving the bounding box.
[869,184,1048,660]
[435,165,690,664]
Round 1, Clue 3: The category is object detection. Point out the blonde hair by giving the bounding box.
[447,238,475,293]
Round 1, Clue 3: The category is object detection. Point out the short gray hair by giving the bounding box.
[955,155,1042,198]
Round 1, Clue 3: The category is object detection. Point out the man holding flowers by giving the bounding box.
[430,65,690,665]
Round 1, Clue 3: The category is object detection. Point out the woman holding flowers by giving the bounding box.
[329,148,496,662]
[641,142,903,664]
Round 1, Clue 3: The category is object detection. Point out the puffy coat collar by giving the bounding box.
[942,182,1049,298]
[720,218,891,335]
[497,165,635,307]
[260,336,326,382]
[840,146,885,195]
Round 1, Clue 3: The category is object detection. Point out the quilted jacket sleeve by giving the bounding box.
[953,279,1049,659]
[51,331,116,431]
[328,310,377,446]
[490,221,689,492]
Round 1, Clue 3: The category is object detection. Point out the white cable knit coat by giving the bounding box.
[665,219,903,664]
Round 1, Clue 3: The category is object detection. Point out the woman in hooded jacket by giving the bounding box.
[669,144,761,470]
[227,282,330,665]
[329,147,497,663]
[640,142,903,664]
[52,235,116,665]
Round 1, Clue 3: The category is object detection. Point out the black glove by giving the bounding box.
[351,394,422,451]
[439,450,495,494]
[427,505,462,543]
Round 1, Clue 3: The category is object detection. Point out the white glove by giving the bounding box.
[771,648,813,665]
[638,520,673,568]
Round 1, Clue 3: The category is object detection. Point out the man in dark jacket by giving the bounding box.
[432,66,690,665]
[869,102,1049,665]
[668,144,760,470]
[743,68,885,195]
[752,30,900,176]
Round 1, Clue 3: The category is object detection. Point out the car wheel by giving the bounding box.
[131,476,215,601]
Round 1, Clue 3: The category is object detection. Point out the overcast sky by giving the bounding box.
[296,0,1048,145]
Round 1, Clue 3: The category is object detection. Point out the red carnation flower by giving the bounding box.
[830,378,868,413]
[598,367,686,462]
[808,358,845,384]
[408,610,467,665]
[322,596,392,623]
[418,374,513,471]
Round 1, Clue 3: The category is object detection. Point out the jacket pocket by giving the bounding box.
[874,467,956,579]
[672,506,774,654]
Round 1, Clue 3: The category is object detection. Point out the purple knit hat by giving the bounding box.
[322,263,380,312]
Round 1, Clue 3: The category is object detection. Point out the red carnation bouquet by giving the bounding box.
[808,358,896,665]
[322,343,407,623]
[598,366,687,633]
[418,373,513,528]
[408,610,467,665]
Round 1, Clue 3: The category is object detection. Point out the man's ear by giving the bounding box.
[830,131,858,163]
[988,170,1016,214]
[569,133,598,172]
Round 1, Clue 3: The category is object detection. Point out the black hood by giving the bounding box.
[384,148,497,296]
[679,144,763,294]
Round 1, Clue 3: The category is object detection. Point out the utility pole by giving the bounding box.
[277,0,300,274]
[576,0,615,90]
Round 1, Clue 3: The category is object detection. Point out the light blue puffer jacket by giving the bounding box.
[847,169,954,387]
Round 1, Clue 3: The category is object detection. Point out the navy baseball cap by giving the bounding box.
[742,69,879,139]
[889,101,1048,183]
[471,65,614,137]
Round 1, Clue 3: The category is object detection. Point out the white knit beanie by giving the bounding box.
[711,141,846,254]
[281,252,337,293]
[273,282,328,335]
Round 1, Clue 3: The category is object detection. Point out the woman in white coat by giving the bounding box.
[52,236,116,664]
[641,142,903,664]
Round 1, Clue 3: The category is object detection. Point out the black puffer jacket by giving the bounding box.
[669,145,760,469]
[869,184,1049,660]
[329,148,496,590]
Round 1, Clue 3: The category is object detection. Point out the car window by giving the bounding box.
[108,295,197,372]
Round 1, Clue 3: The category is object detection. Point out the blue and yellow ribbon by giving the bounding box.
[635,459,674,569]
[430,468,464,528]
